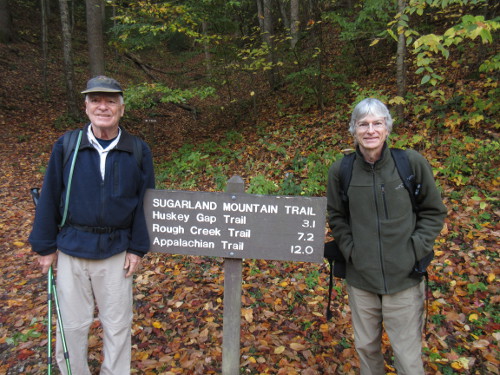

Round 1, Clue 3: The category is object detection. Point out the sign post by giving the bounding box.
[143,176,326,374]
[222,176,244,375]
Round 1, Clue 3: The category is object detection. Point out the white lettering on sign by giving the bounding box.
[190,226,221,236]
[221,241,244,250]
[152,211,190,223]
[223,215,247,224]
[228,228,251,238]
[152,224,184,235]
[153,237,215,248]
[196,213,217,224]
[222,202,278,214]
[284,205,316,216]
[145,189,326,263]
[152,199,217,210]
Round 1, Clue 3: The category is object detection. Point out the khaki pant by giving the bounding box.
[55,251,133,375]
[347,282,425,375]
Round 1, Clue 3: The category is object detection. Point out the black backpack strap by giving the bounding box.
[62,129,82,167]
[339,152,356,220]
[324,241,336,320]
[390,148,421,213]
[324,240,346,320]
[132,136,143,167]
[326,248,334,321]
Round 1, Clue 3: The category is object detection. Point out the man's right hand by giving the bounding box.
[38,253,57,274]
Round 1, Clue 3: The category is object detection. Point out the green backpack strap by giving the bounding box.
[60,130,83,228]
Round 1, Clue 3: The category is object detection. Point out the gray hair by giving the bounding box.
[348,98,393,136]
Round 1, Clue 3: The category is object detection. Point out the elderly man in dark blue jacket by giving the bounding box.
[29,76,155,375]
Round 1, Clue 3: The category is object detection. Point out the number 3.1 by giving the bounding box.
[302,220,316,228]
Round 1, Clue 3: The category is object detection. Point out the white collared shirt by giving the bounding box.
[87,126,122,180]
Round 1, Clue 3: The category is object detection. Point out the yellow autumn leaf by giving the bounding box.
[487,273,495,283]
[320,324,329,333]
[290,342,306,351]
[152,321,162,329]
[274,346,286,354]
[13,241,24,247]
[469,313,479,322]
[280,281,288,287]
[451,361,463,370]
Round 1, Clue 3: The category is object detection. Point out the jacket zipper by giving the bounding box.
[371,166,388,293]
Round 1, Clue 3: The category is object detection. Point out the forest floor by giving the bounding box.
[1,12,499,375]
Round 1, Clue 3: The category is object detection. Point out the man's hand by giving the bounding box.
[124,253,141,278]
[38,253,57,274]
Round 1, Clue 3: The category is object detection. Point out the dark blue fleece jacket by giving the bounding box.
[29,124,155,259]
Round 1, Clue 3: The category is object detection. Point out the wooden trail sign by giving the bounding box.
[144,187,326,263]
[144,176,327,374]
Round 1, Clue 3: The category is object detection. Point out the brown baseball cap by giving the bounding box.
[81,76,123,94]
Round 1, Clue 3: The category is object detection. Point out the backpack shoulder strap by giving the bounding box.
[132,136,143,168]
[339,152,356,216]
[62,129,82,167]
[390,148,420,212]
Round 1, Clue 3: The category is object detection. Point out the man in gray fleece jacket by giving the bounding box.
[327,98,447,375]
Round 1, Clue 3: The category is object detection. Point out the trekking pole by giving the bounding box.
[47,265,53,375]
[31,188,72,375]
[50,268,72,374]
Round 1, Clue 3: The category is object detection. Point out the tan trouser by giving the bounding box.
[55,251,133,375]
[347,282,425,375]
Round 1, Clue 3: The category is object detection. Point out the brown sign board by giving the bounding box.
[144,189,326,263]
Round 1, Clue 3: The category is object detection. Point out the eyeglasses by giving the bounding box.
[356,121,386,131]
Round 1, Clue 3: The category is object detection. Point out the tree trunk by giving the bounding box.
[277,0,290,30]
[263,0,278,89]
[0,0,13,43]
[58,0,79,118]
[256,0,264,31]
[86,0,105,76]
[41,0,49,96]
[315,18,324,111]
[202,20,212,78]
[396,0,407,121]
[290,0,299,48]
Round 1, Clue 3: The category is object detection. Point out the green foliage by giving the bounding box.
[409,5,499,85]
[305,269,320,289]
[435,137,499,188]
[247,174,279,195]
[323,0,396,41]
[479,53,500,73]
[6,318,41,346]
[467,282,488,295]
[156,145,210,189]
[280,173,303,196]
[285,67,322,109]
[125,83,216,110]
[350,83,390,109]
[110,1,201,51]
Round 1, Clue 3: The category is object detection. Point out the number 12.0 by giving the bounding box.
[291,245,314,255]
